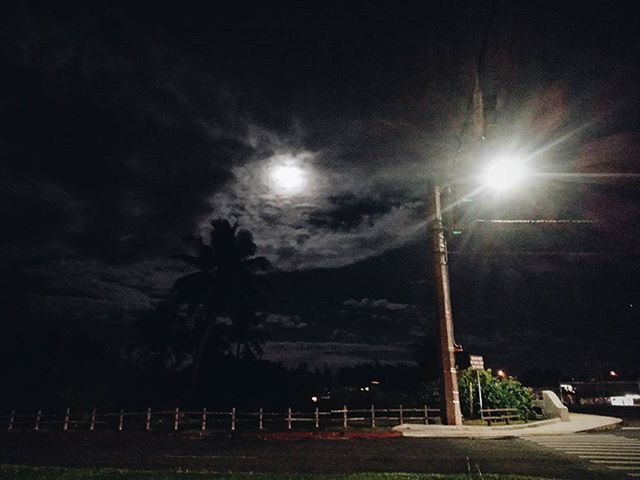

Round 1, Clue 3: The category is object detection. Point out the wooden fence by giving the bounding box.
[2,405,440,433]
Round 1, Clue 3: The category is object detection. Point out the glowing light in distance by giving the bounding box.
[482,158,527,192]
[497,369,506,378]
[270,164,306,194]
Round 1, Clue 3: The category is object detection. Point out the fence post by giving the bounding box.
[343,405,348,429]
[314,407,319,429]
[90,409,96,431]
[371,404,375,428]
[118,409,124,432]
[399,404,403,425]
[258,408,263,431]
[8,410,15,431]
[174,407,179,431]
[424,405,429,425]
[63,407,70,431]
[231,407,236,432]
[34,410,42,431]
[286,407,292,430]
[146,408,152,432]
[201,408,207,432]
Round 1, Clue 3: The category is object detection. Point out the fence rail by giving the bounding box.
[2,405,440,433]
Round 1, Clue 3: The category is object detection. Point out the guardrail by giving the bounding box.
[2,405,440,433]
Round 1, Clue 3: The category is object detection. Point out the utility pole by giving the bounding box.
[429,182,463,426]
[430,59,489,427]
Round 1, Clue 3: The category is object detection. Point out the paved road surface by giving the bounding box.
[0,432,623,479]
[527,434,640,478]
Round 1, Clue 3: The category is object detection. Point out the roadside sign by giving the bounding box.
[469,355,484,370]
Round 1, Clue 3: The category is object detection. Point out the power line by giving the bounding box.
[472,219,598,225]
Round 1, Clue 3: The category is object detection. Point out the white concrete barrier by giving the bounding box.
[537,390,570,422]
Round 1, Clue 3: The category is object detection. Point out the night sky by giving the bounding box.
[2,1,640,379]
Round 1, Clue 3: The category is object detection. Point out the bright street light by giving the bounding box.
[481,157,527,192]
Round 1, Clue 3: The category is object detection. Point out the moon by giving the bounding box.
[270,163,307,194]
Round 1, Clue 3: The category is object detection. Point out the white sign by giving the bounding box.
[469,355,484,370]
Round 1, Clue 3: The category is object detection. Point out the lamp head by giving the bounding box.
[482,157,527,192]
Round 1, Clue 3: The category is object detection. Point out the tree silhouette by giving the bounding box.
[169,219,271,396]
[132,303,192,374]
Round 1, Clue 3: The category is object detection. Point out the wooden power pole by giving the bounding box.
[429,182,463,426]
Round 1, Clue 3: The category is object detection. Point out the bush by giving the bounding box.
[458,368,535,420]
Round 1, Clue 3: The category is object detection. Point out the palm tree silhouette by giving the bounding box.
[132,303,192,374]
[169,219,271,396]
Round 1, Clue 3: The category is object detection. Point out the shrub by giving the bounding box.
[458,368,535,420]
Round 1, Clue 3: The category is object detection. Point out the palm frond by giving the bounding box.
[169,271,216,307]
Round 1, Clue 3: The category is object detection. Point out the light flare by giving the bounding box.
[482,158,527,192]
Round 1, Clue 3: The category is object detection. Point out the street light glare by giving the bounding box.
[482,158,526,192]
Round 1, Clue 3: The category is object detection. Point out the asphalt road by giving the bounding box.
[0,431,626,479]
[616,417,640,441]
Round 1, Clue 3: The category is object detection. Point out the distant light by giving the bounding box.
[311,396,318,403]
[560,383,575,393]
[482,158,527,192]
[497,369,506,378]
[609,370,618,377]
[371,380,380,385]
[271,164,306,193]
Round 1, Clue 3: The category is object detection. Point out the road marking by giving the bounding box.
[590,460,640,464]
[545,440,640,443]
[527,434,640,476]
[157,455,258,459]
[559,448,640,451]
[577,454,640,459]
[537,444,640,448]
[553,448,640,451]
[542,444,640,448]
[532,440,640,444]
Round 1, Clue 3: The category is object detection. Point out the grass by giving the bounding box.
[0,465,554,480]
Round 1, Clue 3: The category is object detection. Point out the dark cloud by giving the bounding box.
[343,298,414,312]
[262,341,414,369]
[307,193,401,231]
[1,2,269,264]
[2,1,640,373]
[262,313,307,330]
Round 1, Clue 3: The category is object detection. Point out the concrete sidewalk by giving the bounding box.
[394,413,622,438]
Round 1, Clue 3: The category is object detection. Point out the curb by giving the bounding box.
[237,431,403,441]
[394,414,623,438]
[393,418,561,434]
